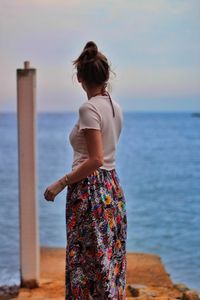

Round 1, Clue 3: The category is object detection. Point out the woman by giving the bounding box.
[44,41,127,300]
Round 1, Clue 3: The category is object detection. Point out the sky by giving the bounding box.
[0,0,200,112]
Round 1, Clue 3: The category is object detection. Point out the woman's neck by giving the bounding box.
[86,87,107,100]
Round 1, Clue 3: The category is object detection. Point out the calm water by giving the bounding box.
[0,112,200,291]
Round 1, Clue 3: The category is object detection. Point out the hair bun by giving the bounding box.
[82,41,98,62]
[84,41,98,51]
[73,41,111,88]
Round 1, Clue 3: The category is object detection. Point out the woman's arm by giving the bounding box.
[61,128,104,185]
[44,128,103,201]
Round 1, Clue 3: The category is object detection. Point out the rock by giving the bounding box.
[182,290,200,300]
[174,283,190,292]
[129,284,148,289]
[146,291,157,297]
[40,278,53,285]
[139,288,157,298]
[128,284,141,297]
[0,285,19,300]
[127,284,158,298]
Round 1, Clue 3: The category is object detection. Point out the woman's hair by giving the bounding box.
[73,41,111,89]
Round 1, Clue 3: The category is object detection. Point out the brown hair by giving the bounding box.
[73,41,115,117]
[73,41,110,89]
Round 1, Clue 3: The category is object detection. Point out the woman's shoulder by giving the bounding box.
[78,95,123,119]
[78,100,98,114]
[78,100,101,124]
[89,94,122,109]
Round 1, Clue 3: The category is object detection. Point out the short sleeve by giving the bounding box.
[78,102,101,131]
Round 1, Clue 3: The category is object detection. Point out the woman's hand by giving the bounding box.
[44,179,66,202]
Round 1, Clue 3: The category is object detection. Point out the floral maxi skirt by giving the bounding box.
[65,168,127,300]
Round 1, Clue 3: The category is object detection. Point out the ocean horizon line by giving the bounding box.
[1,110,200,114]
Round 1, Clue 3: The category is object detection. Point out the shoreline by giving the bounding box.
[0,246,199,300]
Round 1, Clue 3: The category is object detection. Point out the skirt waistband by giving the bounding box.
[67,167,118,189]
[89,167,117,177]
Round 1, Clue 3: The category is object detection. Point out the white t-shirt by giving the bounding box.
[69,94,123,171]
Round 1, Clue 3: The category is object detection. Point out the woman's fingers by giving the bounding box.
[44,188,55,201]
[44,180,62,201]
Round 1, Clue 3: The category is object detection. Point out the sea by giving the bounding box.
[0,111,200,292]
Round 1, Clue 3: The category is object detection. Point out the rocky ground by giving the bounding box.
[0,247,199,300]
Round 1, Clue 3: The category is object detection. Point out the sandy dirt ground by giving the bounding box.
[8,247,193,300]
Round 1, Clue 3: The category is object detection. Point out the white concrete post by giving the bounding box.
[17,61,40,288]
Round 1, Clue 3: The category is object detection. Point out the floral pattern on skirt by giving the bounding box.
[65,168,127,300]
